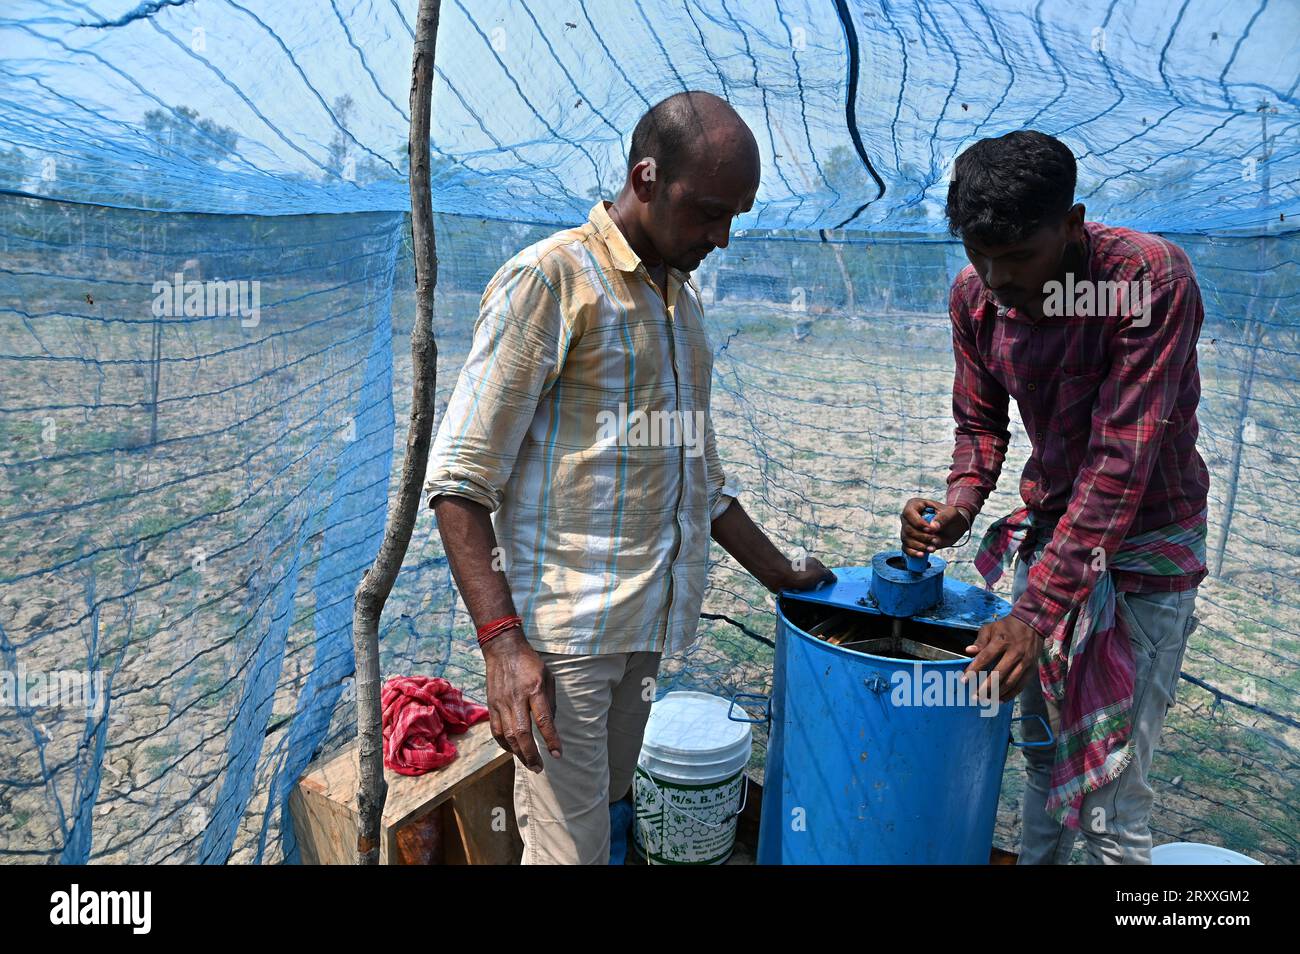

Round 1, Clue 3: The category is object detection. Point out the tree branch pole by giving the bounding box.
[350,0,441,865]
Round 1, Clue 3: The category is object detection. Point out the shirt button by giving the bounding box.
[1027,382,1037,391]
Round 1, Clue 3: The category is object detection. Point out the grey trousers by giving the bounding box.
[1012,551,1198,865]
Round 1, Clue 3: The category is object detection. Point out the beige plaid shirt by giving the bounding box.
[425,201,739,655]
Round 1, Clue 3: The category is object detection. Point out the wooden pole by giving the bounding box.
[350,0,441,864]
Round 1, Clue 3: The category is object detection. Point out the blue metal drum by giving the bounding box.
[737,561,1050,865]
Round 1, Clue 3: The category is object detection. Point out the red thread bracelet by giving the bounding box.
[476,614,522,647]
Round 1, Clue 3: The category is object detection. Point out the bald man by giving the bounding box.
[425,91,833,864]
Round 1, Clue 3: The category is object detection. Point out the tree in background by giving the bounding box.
[143,105,239,166]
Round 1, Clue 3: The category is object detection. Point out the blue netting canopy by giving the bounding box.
[0,1,1296,866]
[3,0,1296,231]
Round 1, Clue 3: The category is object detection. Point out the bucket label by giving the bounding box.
[633,768,744,865]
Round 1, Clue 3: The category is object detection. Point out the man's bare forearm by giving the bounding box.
[431,495,517,628]
[710,499,795,593]
[431,494,557,768]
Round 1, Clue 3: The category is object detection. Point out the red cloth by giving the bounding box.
[381,676,490,776]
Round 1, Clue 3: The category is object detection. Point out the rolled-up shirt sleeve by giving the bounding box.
[946,284,1010,521]
[424,262,572,512]
[704,410,740,521]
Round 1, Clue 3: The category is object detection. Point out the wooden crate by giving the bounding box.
[290,720,522,864]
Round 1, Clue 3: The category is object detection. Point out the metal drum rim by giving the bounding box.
[775,601,976,668]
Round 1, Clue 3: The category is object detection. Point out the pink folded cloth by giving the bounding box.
[380,675,490,776]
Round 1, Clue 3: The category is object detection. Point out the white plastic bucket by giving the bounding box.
[1151,842,1262,865]
[633,690,752,865]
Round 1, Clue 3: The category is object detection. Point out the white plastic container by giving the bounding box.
[1151,842,1263,864]
[633,691,752,865]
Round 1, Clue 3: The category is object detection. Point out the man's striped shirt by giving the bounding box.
[425,200,738,655]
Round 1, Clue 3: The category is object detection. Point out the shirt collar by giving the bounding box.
[588,200,688,285]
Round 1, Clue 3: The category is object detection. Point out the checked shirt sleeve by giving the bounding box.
[424,262,573,513]
[946,283,1011,521]
[1013,275,1204,636]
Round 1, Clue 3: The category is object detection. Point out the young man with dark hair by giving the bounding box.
[900,129,1209,864]
[426,91,832,864]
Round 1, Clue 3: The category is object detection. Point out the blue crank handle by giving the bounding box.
[905,506,936,572]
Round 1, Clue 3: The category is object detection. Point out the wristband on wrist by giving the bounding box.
[476,614,522,647]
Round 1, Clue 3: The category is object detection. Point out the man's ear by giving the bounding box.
[1063,202,1086,243]
[629,157,658,202]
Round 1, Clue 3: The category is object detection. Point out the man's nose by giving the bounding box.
[708,223,731,250]
[985,262,1010,290]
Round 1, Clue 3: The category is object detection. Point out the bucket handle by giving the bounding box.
[637,771,749,830]
[727,692,770,725]
[1009,713,1055,749]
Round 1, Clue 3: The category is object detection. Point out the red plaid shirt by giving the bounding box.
[946,222,1210,637]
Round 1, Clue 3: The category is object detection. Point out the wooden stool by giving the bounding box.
[290,721,521,864]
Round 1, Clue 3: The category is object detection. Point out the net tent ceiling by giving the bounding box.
[1,1,1297,866]
[1,0,1296,232]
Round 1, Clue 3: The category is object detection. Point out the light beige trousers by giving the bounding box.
[513,650,662,865]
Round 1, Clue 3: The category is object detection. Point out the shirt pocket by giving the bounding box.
[1047,369,1106,438]
[1117,589,1197,710]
